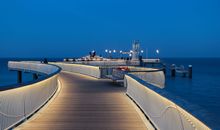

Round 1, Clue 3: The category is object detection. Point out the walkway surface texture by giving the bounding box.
[16,72,149,130]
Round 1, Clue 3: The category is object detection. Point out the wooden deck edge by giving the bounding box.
[14,79,62,130]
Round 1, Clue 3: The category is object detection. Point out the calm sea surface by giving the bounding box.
[0,58,219,129]
[161,58,220,129]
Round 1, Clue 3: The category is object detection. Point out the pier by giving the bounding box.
[16,72,151,130]
[170,64,193,78]
[0,61,210,130]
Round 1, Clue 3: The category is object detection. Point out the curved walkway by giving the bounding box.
[16,72,150,130]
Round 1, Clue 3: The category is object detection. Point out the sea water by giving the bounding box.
[161,58,220,129]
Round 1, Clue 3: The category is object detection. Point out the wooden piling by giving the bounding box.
[17,71,22,83]
[33,73,38,80]
[171,64,176,77]
[163,64,166,75]
[188,65,192,79]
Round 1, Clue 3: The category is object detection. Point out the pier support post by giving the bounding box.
[17,71,22,83]
[188,65,192,79]
[163,64,166,75]
[33,73,38,80]
[151,63,154,67]
[171,64,176,77]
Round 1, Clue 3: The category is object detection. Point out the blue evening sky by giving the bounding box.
[0,0,220,58]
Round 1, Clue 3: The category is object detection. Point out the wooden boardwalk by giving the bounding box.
[16,72,150,130]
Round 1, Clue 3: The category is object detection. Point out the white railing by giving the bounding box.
[125,74,211,130]
[83,60,128,66]
[52,62,101,78]
[128,67,165,88]
[8,61,59,75]
[50,62,209,129]
[0,61,60,130]
[84,60,140,66]
[66,60,140,66]
[142,59,160,63]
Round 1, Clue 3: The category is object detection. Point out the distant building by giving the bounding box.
[131,40,140,61]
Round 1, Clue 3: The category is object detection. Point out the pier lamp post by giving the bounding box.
[129,53,132,60]
[129,50,133,60]
[141,50,144,57]
[109,50,112,59]
[113,50,116,59]
[156,49,160,62]
[119,50,123,59]
[105,49,108,58]
[156,49,159,55]
[140,50,144,62]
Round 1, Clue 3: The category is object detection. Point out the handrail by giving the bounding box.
[52,62,101,78]
[0,61,61,130]
[0,61,61,91]
[125,74,211,130]
[127,68,165,88]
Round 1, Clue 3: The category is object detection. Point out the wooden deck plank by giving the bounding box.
[15,72,149,130]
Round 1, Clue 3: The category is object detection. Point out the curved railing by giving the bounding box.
[0,61,61,130]
[127,67,165,88]
[125,74,211,130]
[79,60,140,66]
[49,62,210,129]
[52,62,101,78]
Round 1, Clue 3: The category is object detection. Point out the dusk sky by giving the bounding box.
[0,0,220,58]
